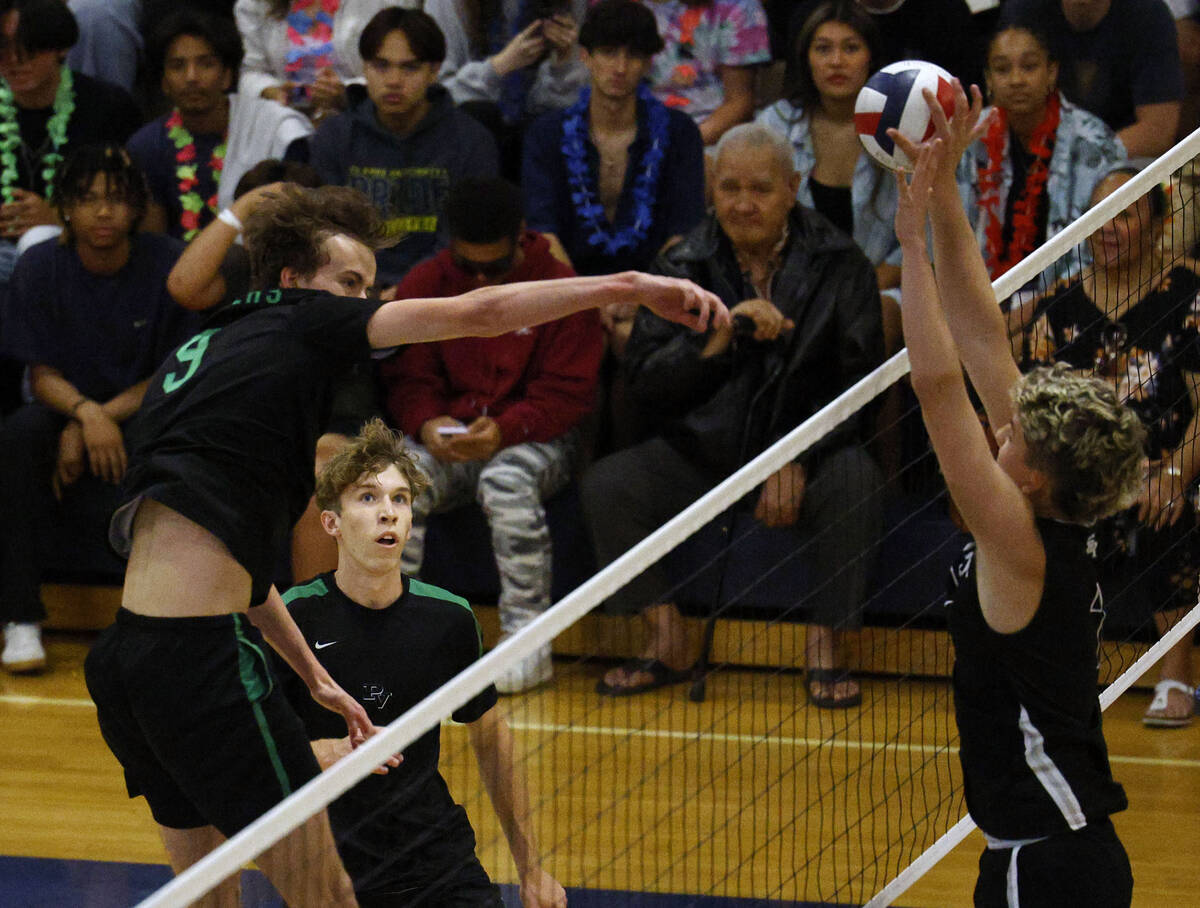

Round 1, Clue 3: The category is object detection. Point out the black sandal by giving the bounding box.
[806,667,862,709]
[596,658,694,697]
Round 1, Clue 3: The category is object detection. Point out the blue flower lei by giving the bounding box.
[561,83,669,256]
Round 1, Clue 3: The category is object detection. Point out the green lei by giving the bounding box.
[0,66,75,205]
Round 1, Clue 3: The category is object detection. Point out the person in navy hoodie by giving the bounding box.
[307,7,499,292]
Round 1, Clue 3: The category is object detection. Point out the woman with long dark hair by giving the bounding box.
[757,1,901,318]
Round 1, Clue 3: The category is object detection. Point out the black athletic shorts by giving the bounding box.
[974,819,1132,908]
[342,802,502,907]
[85,609,322,835]
[356,870,504,908]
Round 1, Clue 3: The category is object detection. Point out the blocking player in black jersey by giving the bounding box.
[278,419,566,908]
[890,86,1145,906]
[83,183,726,906]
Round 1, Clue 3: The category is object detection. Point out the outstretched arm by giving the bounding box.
[890,82,1021,432]
[366,271,729,349]
[468,709,566,908]
[896,143,1045,633]
[248,586,373,744]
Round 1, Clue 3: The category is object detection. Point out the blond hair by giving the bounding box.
[1013,365,1146,523]
[315,419,429,513]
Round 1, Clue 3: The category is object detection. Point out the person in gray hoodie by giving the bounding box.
[308,7,499,291]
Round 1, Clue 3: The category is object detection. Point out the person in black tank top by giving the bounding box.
[891,84,1145,907]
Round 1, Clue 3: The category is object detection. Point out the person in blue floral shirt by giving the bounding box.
[642,0,770,145]
[1014,167,1200,729]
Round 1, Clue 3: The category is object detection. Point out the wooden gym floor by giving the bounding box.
[1,622,1197,907]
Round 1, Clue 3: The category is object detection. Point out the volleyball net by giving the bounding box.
[139,130,1200,908]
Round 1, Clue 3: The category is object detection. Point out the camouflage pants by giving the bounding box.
[402,432,578,633]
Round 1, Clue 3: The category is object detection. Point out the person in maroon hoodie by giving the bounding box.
[380,176,605,694]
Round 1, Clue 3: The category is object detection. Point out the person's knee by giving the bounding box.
[581,448,637,518]
[477,455,542,507]
[313,433,351,475]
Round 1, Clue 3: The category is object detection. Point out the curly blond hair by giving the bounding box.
[315,419,429,513]
[1013,365,1146,523]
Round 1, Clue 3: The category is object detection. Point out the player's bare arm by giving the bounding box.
[889,80,1022,433]
[366,271,729,349]
[896,142,1045,633]
[249,587,373,743]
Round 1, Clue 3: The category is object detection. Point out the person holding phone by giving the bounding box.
[380,176,605,694]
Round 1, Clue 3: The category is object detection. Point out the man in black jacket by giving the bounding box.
[583,122,885,708]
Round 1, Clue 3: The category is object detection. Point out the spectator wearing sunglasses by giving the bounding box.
[378,176,604,693]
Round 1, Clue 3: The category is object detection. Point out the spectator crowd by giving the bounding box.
[0,0,1197,731]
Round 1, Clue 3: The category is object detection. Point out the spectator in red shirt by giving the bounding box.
[380,176,605,693]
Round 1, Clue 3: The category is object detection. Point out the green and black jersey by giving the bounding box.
[277,572,498,896]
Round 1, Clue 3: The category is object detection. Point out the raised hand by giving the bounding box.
[542,13,579,64]
[492,20,548,76]
[892,140,945,246]
[889,78,988,189]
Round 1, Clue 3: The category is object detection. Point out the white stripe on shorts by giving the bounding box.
[1007,844,1023,908]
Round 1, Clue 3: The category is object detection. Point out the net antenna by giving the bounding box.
[136,126,1200,908]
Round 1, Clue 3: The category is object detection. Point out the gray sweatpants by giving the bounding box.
[402,432,578,633]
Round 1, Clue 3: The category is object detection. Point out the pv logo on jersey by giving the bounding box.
[362,684,392,710]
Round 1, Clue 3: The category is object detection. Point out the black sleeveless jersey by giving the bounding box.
[946,517,1127,839]
[117,289,384,600]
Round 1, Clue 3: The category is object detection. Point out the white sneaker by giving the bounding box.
[494,642,552,695]
[3,622,46,673]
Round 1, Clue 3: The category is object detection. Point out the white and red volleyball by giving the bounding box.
[854,60,956,172]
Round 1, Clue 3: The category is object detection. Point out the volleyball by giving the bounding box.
[855,60,956,172]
